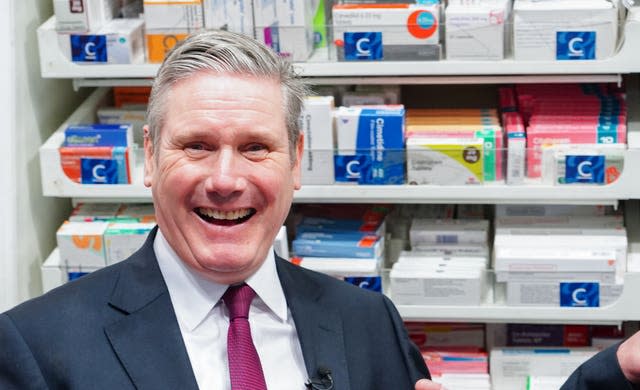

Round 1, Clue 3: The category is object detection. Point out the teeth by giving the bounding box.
[198,208,252,220]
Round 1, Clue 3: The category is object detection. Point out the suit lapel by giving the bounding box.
[104,228,199,390]
[276,258,351,390]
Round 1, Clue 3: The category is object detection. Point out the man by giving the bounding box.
[0,30,429,389]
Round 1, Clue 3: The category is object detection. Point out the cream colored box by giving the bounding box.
[299,96,335,185]
[54,0,118,32]
[143,0,204,30]
[57,221,109,268]
[104,222,155,265]
[203,0,254,35]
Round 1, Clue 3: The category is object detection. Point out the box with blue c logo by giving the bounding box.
[560,282,599,307]
[71,35,108,62]
[557,31,596,60]
[564,155,605,184]
[344,32,383,60]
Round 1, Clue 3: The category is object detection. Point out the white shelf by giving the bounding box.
[40,87,640,204]
[37,8,640,82]
[396,273,640,325]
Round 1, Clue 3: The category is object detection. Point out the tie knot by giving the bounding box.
[222,283,256,320]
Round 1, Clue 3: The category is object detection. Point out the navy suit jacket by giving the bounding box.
[561,342,636,390]
[0,228,429,389]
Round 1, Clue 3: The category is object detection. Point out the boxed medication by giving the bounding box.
[203,0,254,35]
[97,107,147,146]
[58,18,145,64]
[145,32,190,63]
[513,0,618,61]
[292,231,383,259]
[115,203,156,222]
[505,280,623,307]
[54,0,118,32]
[332,2,442,61]
[493,247,619,274]
[490,347,598,390]
[57,221,109,268]
[41,248,102,293]
[69,202,122,222]
[273,225,289,260]
[541,143,625,185]
[405,244,489,258]
[143,0,204,30]
[299,96,335,185]
[296,216,385,237]
[64,124,133,148]
[104,222,155,264]
[292,256,379,277]
[406,137,484,185]
[503,112,525,185]
[59,146,132,184]
[445,0,511,60]
[410,219,489,246]
[334,105,405,185]
[406,322,486,350]
[112,86,151,107]
[505,324,590,347]
[495,204,615,217]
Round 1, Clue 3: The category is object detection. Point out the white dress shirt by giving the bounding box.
[154,230,308,390]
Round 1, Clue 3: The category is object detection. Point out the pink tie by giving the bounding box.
[222,283,268,390]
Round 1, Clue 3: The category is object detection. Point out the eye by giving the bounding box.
[242,143,269,160]
[185,143,206,151]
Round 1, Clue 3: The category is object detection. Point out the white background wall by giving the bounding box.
[1,1,89,311]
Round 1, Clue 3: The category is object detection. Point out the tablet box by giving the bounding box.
[57,221,109,268]
[410,219,489,246]
[299,96,335,185]
[145,31,190,63]
[59,146,132,184]
[41,249,102,293]
[115,203,156,223]
[97,107,147,146]
[513,0,618,61]
[104,222,155,265]
[54,0,118,32]
[203,0,254,36]
[505,281,623,307]
[64,124,133,148]
[143,0,204,30]
[292,232,383,259]
[445,0,510,60]
[334,105,405,184]
[69,202,122,222]
[59,18,145,64]
[406,137,484,185]
[332,3,442,61]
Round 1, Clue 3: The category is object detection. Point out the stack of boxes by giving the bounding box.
[390,218,491,305]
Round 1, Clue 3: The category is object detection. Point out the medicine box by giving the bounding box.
[54,0,118,32]
[203,0,254,36]
[334,105,405,185]
[59,146,132,184]
[57,221,109,268]
[406,137,484,185]
[513,0,618,61]
[104,222,155,265]
[274,225,289,260]
[410,219,489,246]
[69,202,122,222]
[405,322,486,349]
[299,96,335,185]
[445,0,510,60]
[41,248,102,293]
[292,232,383,259]
[332,3,442,61]
[64,124,133,148]
[143,0,204,30]
[97,107,147,146]
[293,256,379,277]
[296,216,385,237]
[145,32,190,63]
[273,0,317,61]
[59,18,145,64]
[505,280,623,307]
[115,203,156,223]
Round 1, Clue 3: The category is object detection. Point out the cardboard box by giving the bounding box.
[54,0,118,32]
[145,31,190,63]
[299,96,335,185]
[203,0,254,36]
[505,281,623,307]
[513,0,618,61]
[59,146,132,184]
[334,105,405,185]
[410,219,489,246]
[104,222,155,265]
[97,106,147,146]
[64,124,134,148]
[143,0,204,30]
[59,18,145,64]
[332,3,442,61]
[292,232,383,259]
[69,202,122,222]
[57,221,109,268]
[41,249,102,293]
[445,0,510,60]
[406,137,484,185]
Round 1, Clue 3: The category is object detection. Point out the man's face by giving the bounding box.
[144,71,303,284]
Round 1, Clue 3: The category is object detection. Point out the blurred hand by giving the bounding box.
[617,330,640,384]
[415,378,447,390]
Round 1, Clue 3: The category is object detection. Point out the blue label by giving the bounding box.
[564,155,605,184]
[81,158,120,184]
[71,35,107,62]
[564,156,605,184]
[344,32,382,60]
[560,282,599,307]
[557,31,596,60]
[65,124,130,147]
[68,272,90,281]
[344,276,382,292]
[334,154,371,183]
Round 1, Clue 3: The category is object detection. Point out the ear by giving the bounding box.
[143,125,155,188]
[292,132,304,190]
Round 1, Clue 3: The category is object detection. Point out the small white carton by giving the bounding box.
[513,0,618,61]
[53,0,118,32]
[299,96,335,185]
[445,0,511,60]
[406,137,484,185]
[41,248,102,293]
[143,0,204,30]
[104,222,155,265]
[410,219,490,246]
[57,221,109,268]
[203,0,254,36]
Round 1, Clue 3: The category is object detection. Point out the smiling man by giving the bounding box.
[0,30,429,389]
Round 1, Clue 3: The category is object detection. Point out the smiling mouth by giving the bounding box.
[195,207,256,226]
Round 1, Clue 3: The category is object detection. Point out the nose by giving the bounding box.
[204,147,247,198]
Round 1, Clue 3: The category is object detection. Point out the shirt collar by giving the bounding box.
[154,229,288,332]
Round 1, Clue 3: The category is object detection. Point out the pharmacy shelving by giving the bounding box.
[37,7,640,85]
[40,86,640,205]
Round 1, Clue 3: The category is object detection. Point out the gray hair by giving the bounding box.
[146,30,307,161]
